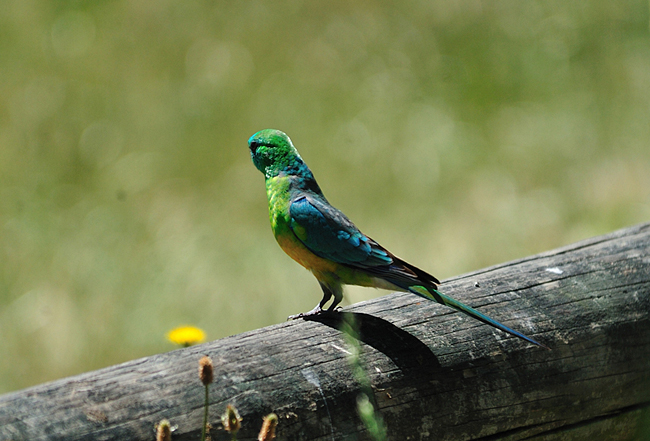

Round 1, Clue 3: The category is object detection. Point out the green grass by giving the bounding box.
[1,0,649,394]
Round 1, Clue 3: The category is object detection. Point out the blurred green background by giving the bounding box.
[1,0,649,394]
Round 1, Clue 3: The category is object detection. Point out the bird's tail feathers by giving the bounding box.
[397,258,440,286]
[372,255,440,289]
[408,285,548,349]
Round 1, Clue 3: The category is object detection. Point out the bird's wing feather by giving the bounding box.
[289,194,440,287]
[288,195,393,267]
[289,195,546,348]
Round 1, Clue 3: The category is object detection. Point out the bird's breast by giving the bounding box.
[265,176,338,274]
[265,175,292,233]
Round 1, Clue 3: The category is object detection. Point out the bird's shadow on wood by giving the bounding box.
[305,311,449,380]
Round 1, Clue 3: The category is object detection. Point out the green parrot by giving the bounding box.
[249,129,545,348]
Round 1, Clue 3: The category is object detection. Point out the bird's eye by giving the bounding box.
[250,141,260,154]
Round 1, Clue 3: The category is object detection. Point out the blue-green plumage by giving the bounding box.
[249,129,546,348]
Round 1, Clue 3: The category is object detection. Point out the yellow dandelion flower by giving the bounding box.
[167,326,206,347]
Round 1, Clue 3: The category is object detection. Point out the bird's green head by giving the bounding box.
[248,129,306,178]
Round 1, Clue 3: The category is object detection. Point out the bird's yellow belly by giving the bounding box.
[275,231,339,274]
[275,226,403,292]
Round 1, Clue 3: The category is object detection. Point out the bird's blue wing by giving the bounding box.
[288,195,392,267]
[289,195,546,348]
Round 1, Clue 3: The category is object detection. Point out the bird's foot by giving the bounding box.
[287,305,324,320]
[288,304,345,320]
[288,305,344,321]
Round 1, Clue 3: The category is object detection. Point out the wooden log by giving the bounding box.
[1,223,649,440]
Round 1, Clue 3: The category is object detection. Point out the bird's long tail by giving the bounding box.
[409,285,548,349]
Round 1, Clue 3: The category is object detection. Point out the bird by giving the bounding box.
[248,129,546,348]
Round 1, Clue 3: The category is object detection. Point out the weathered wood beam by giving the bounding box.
[1,223,649,440]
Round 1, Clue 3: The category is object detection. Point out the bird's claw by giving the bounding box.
[287,305,343,321]
[287,312,305,321]
[287,305,323,321]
